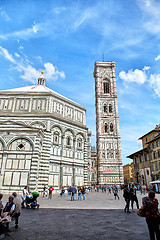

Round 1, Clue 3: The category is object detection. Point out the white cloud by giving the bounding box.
[44,62,65,81]
[15,53,20,58]
[0,23,40,40]
[0,46,15,63]
[143,66,150,71]
[149,73,160,97]
[119,68,147,86]
[155,54,160,61]
[0,46,65,84]
[0,8,11,22]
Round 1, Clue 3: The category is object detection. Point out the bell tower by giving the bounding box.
[94,61,123,185]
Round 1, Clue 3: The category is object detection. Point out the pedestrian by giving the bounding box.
[21,186,29,208]
[60,186,65,197]
[130,184,139,211]
[142,190,160,240]
[81,186,86,200]
[78,187,82,201]
[48,186,54,200]
[0,194,3,212]
[114,185,119,200]
[123,185,131,213]
[0,194,5,239]
[12,192,21,229]
[2,195,15,230]
[67,186,71,196]
[71,185,77,201]
[43,185,47,198]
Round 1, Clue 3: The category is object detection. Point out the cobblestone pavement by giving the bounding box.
[2,191,160,240]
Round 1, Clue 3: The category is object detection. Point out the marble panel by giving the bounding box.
[48,175,53,186]
[20,172,28,186]
[4,172,12,185]
[12,160,18,169]
[12,172,20,185]
[6,159,12,169]
[25,160,31,170]
[19,160,25,169]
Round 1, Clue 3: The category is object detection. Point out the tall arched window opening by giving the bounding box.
[104,123,108,133]
[109,104,112,113]
[104,105,107,113]
[110,123,114,132]
[103,81,110,94]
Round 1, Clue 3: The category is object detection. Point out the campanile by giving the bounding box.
[94,61,123,185]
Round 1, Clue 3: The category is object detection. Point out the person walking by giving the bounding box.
[81,186,86,200]
[130,184,139,211]
[12,192,21,229]
[142,191,160,240]
[43,185,47,198]
[48,186,54,200]
[78,187,82,201]
[123,185,131,213]
[114,185,119,200]
[71,185,77,201]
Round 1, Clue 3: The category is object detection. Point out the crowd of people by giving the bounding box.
[0,183,159,240]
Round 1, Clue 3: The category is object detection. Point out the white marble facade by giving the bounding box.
[0,74,91,193]
[94,61,123,185]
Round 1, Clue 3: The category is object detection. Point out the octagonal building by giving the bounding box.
[0,74,91,193]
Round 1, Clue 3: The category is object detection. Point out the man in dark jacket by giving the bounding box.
[130,184,139,211]
[123,185,131,213]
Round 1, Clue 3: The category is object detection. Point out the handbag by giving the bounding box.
[137,208,146,217]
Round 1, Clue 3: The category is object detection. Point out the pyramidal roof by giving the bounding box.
[0,74,86,110]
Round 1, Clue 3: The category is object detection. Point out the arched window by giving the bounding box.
[103,81,110,94]
[104,104,107,113]
[109,104,112,113]
[77,138,82,149]
[104,123,108,133]
[66,136,71,146]
[53,131,59,144]
[110,123,114,132]
[103,152,105,158]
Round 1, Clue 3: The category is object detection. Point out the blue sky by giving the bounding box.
[0,0,160,165]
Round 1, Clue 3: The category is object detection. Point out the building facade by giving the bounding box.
[94,61,123,185]
[127,125,160,186]
[0,74,91,193]
[91,147,97,185]
[123,162,134,184]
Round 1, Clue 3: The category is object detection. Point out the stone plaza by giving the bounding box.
[3,190,160,240]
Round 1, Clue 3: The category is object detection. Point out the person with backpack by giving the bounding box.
[113,185,119,200]
[142,191,160,240]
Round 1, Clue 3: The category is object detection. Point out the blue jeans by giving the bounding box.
[78,193,82,200]
[115,194,119,200]
[82,193,85,200]
[43,191,46,197]
[71,193,75,201]
[48,193,52,199]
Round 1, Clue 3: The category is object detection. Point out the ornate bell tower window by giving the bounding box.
[66,136,71,147]
[103,81,110,94]
[110,123,114,132]
[109,104,112,113]
[104,104,107,113]
[53,131,59,144]
[104,123,108,133]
